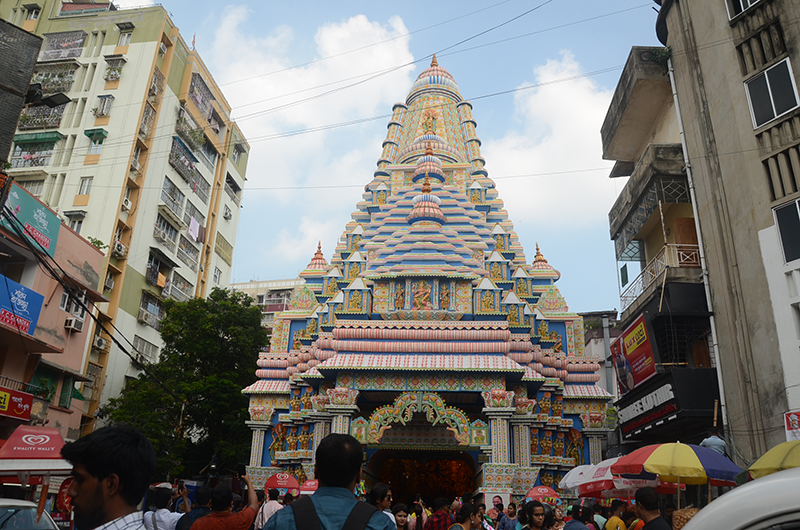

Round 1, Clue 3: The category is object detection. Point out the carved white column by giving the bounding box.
[510,418,532,467]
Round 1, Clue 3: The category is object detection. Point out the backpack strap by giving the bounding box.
[342,502,379,530]
[289,496,321,530]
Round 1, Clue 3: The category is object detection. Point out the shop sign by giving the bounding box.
[785,410,800,441]
[618,383,677,435]
[0,272,44,335]
[0,386,33,421]
[1,182,59,257]
[610,314,657,395]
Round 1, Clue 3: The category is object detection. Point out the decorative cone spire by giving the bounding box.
[305,241,328,270]
[407,178,446,225]
[431,54,438,67]
[531,243,561,280]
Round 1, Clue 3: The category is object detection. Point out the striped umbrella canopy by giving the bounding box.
[610,442,741,486]
[557,464,594,492]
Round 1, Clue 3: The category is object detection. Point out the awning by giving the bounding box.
[0,426,72,476]
[83,128,108,139]
[38,359,91,382]
[13,131,64,145]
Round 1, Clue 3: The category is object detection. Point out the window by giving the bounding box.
[133,335,159,363]
[18,179,45,197]
[213,267,222,284]
[775,199,800,264]
[727,0,760,18]
[94,95,114,117]
[155,214,178,242]
[89,137,103,154]
[27,9,40,21]
[69,218,83,234]
[58,376,74,409]
[231,148,240,164]
[60,289,87,320]
[118,32,132,47]
[745,59,800,128]
[223,205,232,221]
[79,177,93,195]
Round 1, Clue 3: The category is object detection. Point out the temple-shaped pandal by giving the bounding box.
[243,56,611,503]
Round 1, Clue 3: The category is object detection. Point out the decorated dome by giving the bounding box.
[531,243,561,281]
[413,143,445,182]
[407,179,446,225]
[306,242,327,269]
[407,55,461,104]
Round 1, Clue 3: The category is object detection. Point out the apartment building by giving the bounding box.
[2,0,250,434]
[231,278,304,331]
[603,0,800,461]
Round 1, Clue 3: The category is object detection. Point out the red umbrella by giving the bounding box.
[264,472,300,490]
[525,486,561,505]
[300,480,319,494]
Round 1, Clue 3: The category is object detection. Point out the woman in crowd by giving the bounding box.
[393,503,410,530]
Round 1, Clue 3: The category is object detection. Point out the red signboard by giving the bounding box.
[0,386,34,421]
[57,477,74,513]
[610,314,657,396]
[0,426,65,459]
[785,410,800,441]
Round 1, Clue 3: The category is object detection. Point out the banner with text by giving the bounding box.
[0,272,44,335]
[610,314,657,396]
[1,182,59,257]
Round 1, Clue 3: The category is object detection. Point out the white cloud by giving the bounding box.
[482,51,621,230]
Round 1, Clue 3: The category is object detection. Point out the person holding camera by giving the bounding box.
[145,483,190,530]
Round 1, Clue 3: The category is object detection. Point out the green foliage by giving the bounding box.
[87,237,108,251]
[103,288,267,479]
[645,46,672,69]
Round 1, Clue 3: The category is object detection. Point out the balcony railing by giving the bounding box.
[139,103,156,140]
[176,247,198,271]
[146,265,160,287]
[10,153,51,168]
[0,375,46,398]
[224,182,241,205]
[148,68,165,104]
[160,190,183,219]
[32,65,78,94]
[165,283,192,302]
[153,226,177,252]
[620,244,701,312]
[18,105,66,130]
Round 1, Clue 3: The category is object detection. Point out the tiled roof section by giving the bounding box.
[242,379,291,394]
[563,384,613,399]
[317,354,524,372]
[522,366,546,381]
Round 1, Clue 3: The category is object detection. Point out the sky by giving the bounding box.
[123,0,663,313]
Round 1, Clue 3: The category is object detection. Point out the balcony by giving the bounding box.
[138,103,156,140]
[176,247,198,272]
[159,191,185,228]
[153,226,176,252]
[18,104,66,131]
[10,153,50,168]
[224,182,241,205]
[620,244,702,313]
[148,67,165,105]
[32,63,78,94]
[165,283,191,303]
[145,265,161,287]
[169,137,199,181]
[0,375,47,398]
[137,308,161,330]
[175,108,204,150]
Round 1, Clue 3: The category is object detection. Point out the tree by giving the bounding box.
[104,288,268,478]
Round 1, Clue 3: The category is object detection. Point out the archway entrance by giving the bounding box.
[369,449,476,506]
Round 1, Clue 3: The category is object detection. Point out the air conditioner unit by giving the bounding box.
[223,211,232,221]
[93,336,108,350]
[112,240,128,258]
[65,317,84,332]
[131,158,141,171]
[104,274,115,291]
[159,42,167,55]
[122,198,132,212]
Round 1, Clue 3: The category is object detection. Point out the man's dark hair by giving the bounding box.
[477,503,486,511]
[462,492,474,504]
[434,497,450,512]
[195,486,213,507]
[611,500,625,512]
[622,511,637,525]
[368,482,391,506]
[495,503,504,513]
[542,504,555,528]
[284,492,294,504]
[268,488,280,501]
[315,434,363,488]
[518,500,543,525]
[61,425,155,507]
[211,484,233,512]
[634,487,659,512]
[709,426,721,436]
[153,488,172,510]
[593,503,603,514]
[256,490,265,503]
[456,503,477,524]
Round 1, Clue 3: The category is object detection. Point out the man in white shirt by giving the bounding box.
[62,426,157,530]
[144,483,190,530]
[254,489,284,530]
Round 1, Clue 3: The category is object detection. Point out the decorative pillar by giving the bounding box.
[587,435,603,465]
[326,387,360,435]
[510,418,532,467]
[482,390,516,463]
[245,420,272,467]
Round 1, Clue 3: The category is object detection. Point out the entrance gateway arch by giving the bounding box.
[241,56,612,504]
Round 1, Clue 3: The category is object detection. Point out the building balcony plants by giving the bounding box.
[18,104,66,131]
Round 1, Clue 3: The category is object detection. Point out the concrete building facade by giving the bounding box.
[231,278,305,331]
[2,0,250,434]
[604,0,800,460]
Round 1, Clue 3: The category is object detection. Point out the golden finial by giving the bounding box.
[317,241,322,252]
[431,54,438,67]
[425,141,433,156]
[422,177,432,194]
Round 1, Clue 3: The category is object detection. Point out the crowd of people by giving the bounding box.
[59,427,688,530]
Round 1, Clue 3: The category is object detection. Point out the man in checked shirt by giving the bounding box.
[62,426,157,530]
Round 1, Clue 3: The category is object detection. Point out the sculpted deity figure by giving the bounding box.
[413,281,432,310]
[292,332,302,351]
[538,320,549,337]
[530,429,539,455]
[552,396,564,418]
[516,279,529,295]
[507,307,519,325]
[268,423,286,464]
[470,189,481,203]
[296,466,307,485]
[490,262,502,280]
[306,318,317,335]
[541,431,553,455]
[350,234,362,250]
[422,110,436,133]
[298,425,312,451]
[289,388,302,412]
[551,331,563,352]
[481,291,494,311]
[301,388,314,410]
[539,392,552,415]
[553,432,565,457]
[395,284,405,310]
[348,291,362,311]
[494,234,505,250]
[566,429,584,466]
[325,278,338,295]
[376,190,387,204]
[285,427,298,452]
[439,284,450,310]
[348,263,360,279]
[540,472,554,488]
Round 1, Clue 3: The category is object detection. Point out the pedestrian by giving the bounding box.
[61,425,156,530]
[177,487,213,530]
[254,489,283,530]
[393,504,410,530]
[497,503,517,530]
[662,505,675,529]
[451,504,479,530]
[264,433,395,530]
[621,512,636,530]
[604,501,627,530]
[476,504,493,530]
[699,427,727,456]
[564,500,594,530]
[145,483,190,530]
[592,505,606,530]
[516,500,545,530]
[189,472,259,530]
[369,483,395,524]
[283,492,294,505]
[494,503,506,529]
[633,488,670,530]
[410,502,429,530]
[423,498,451,530]
[553,505,566,530]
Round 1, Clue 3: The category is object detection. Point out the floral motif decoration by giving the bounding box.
[367,392,470,445]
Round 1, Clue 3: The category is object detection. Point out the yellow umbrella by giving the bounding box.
[748,440,800,479]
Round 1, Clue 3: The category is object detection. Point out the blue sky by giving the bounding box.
[132,0,663,313]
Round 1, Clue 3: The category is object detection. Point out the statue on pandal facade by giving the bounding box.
[298,425,312,451]
[566,428,584,466]
[539,392,552,415]
[348,291,362,311]
[325,278,338,295]
[422,109,437,133]
[395,284,405,310]
[289,388,302,412]
[552,396,564,418]
[540,431,553,456]
[540,471,554,488]
[490,262,502,280]
[516,278,529,296]
[286,426,298,452]
[553,432,565,457]
[439,284,450,310]
[507,307,519,325]
[301,388,314,410]
[269,423,287,464]
[494,234,505,250]
[306,318,317,335]
[481,291,494,311]
[530,428,539,455]
[412,281,432,310]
